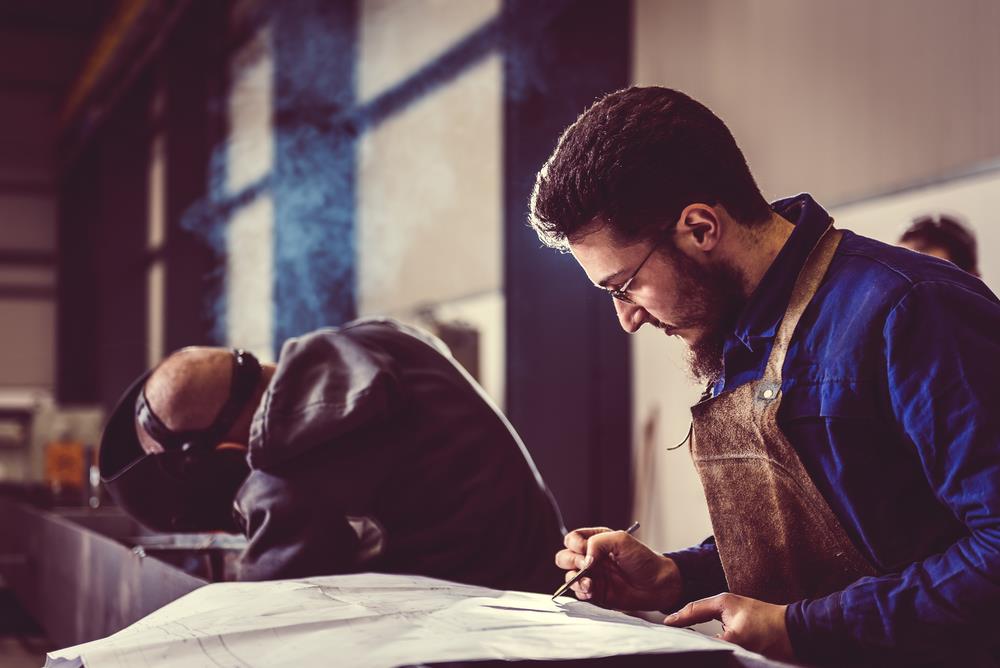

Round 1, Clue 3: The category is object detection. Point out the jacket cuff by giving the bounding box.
[786,594,848,666]
[663,538,728,610]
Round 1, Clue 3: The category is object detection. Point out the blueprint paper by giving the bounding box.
[46,572,738,668]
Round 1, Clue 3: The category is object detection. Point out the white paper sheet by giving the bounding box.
[46,572,741,668]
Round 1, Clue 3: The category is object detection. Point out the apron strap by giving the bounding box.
[762,225,843,383]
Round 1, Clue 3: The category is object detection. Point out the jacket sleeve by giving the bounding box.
[249,328,399,471]
[663,536,728,608]
[786,280,1000,664]
[235,468,360,581]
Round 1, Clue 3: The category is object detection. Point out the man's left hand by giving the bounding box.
[663,593,794,662]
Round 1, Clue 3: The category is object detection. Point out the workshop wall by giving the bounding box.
[635,0,1000,207]
[354,0,506,403]
[356,0,502,316]
[224,20,277,360]
[630,0,1000,553]
[0,12,100,481]
[0,28,63,393]
[0,82,56,479]
[217,0,507,399]
[219,0,359,359]
[56,2,227,418]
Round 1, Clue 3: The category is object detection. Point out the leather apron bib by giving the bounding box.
[690,227,877,604]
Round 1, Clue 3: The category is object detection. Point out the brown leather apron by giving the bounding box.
[690,227,877,604]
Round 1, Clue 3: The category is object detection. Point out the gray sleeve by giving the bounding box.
[234,468,360,581]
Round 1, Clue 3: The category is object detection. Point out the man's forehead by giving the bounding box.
[568,219,649,287]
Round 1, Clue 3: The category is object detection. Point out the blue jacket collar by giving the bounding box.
[732,193,833,351]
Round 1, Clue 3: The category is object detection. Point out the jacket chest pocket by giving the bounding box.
[778,378,883,422]
[776,378,897,484]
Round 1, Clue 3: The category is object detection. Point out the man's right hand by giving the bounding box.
[554,526,683,611]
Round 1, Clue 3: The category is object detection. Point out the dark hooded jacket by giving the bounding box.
[232,318,565,593]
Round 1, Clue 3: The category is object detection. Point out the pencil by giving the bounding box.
[551,521,640,599]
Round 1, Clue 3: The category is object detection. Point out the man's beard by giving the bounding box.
[661,246,748,385]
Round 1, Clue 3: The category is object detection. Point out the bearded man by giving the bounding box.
[536,87,1000,665]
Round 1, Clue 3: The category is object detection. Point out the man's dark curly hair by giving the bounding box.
[529,86,772,251]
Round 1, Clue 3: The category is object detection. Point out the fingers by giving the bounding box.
[561,527,640,575]
[584,529,634,562]
[554,548,590,571]
[559,527,631,609]
[563,527,612,553]
[663,594,731,628]
[564,569,599,602]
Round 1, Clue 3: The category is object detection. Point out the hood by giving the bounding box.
[248,327,398,470]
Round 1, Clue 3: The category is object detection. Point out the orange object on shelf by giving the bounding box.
[45,440,86,491]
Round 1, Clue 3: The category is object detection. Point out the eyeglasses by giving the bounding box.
[607,240,661,304]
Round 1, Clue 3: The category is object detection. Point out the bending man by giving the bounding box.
[101,318,564,592]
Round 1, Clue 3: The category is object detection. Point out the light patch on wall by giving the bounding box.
[227,26,274,195]
[0,196,56,251]
[224,24,275,359]
[147,132,166,367]
[358,0,499,104]
[226,195,275,362]
[0,179,56,395]
[0,300,54,388]
[147,263,165,364]
[354,0,505,412]
[430,292,504,408]
[357,54,502,314]
[0,266,54,287]
[382,290,505,409]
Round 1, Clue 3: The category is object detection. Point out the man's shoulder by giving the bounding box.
[279,318,454,370]
[830,230,994,310]
[331,317,453,357]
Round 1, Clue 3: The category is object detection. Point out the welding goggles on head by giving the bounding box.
[99,349,261,534]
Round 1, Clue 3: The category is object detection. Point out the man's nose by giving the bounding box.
[613,298,648,333]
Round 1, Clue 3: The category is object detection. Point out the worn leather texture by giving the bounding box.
[690,228,877,604]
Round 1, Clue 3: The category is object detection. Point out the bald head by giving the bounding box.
[136,347,273,454]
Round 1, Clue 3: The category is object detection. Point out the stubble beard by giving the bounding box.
[664,248,748,386]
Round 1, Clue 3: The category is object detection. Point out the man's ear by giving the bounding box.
[675,203,722,254]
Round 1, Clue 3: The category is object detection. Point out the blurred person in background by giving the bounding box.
[898,213,980,276]
[100,318,564,592]
[535,86,1000,666]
